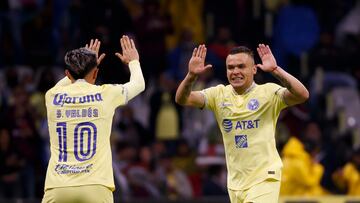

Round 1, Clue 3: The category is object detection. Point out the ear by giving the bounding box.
[65,70,74,81]
[253,64,257,74]
[92,68,99,80]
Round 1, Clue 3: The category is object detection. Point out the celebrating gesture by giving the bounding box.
[188,44,212,76]
[256,44,278,72]
[42,34,145,203]
[175,42,309,203]
[115,35,139,64]
[85,38,106,65]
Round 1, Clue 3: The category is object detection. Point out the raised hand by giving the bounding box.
[115,35,139,64]
[188,44,212,76]
[256,44,278,72]
[85,39,106,65]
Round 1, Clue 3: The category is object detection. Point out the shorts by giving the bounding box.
[42,184,113,203]
[228,179,281,203]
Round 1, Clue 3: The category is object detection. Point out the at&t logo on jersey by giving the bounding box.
[222,119,260,132]
[222,119,232,132]
[247,99,259,110]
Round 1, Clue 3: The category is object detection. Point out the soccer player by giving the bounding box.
[175,44,309,203]
[42,35,145,203]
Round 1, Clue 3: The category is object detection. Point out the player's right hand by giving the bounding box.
[85,38,106,65]
[115,35,139,64]
[188,44,212,76]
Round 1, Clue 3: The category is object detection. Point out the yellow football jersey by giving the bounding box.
[44,77,128,191]
[202,82,287,190]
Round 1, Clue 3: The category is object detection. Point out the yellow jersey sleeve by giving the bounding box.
[202,84,225,111]
[102,84,128,108]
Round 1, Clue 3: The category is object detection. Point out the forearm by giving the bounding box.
[271,66,309,104]
[123,60,145,101]
[175,73,197,105]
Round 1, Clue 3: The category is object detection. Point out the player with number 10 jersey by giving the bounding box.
[44,77,128,191]
[43,36,145,200]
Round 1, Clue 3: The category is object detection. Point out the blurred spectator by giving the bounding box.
[125,146,160,198]
[208,26,237,61]
[134,0,173,80]
[332,147,360,195]
[165,0,204,49]
[2,85,43,198]
[172,139,196,175]
[207,25,237,82]
[117,106,150,146]
[167,29,196,82]
[113,141,136,202]
[202,164,227,196]
[22,2,53,67]
[280,135,326,196]
[0,0,24,66]
[155,154,193,199]
[0,127,23,198]
[272,0,319,75]
[149,73,181,154]
[335,0,360,45]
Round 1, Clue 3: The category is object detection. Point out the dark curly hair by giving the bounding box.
[64,48,98,80]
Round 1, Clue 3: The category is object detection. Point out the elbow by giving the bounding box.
[299,89,310,103]
[295,88,310,104]
[175,96,183,106]
[175,94,186,106]
[301,89,310,103]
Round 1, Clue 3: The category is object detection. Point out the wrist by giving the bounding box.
[271,66,279,72]
[129,59,140,65]
[187,72,198,81]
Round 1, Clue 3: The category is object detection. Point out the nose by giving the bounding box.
[232,67,241,74]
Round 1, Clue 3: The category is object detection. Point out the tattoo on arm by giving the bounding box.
[182,82,194,98]
[273,73,293,91]
[177,77,197,104]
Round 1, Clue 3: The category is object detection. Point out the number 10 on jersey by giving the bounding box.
[56,122,98,162]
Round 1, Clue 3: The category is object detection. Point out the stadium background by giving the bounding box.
[0,0,360,202]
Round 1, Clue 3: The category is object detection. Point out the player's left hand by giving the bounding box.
[85,39,106,65]
[256,44,278,72]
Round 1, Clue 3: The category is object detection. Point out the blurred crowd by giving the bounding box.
[0,0,360,201]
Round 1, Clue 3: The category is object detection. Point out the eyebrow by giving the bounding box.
[227,63,246,68]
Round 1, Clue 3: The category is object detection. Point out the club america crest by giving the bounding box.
[247,99,259,111]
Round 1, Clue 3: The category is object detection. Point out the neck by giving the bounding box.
[234,82,255,95]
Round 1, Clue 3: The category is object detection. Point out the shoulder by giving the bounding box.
[45,85,62,99]
[204,84,228,92]
[258,82,282,90]
[255,83,284,94]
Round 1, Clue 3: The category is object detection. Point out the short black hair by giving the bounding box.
[64,48,97,80]
[229,46,254,58]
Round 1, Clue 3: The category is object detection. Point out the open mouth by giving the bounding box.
[232,77,244,82]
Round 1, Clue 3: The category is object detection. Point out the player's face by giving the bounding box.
[226,53,257,93]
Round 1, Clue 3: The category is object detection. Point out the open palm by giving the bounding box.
[85,39,106,65]
[256,44,277,72]
[188,44,212,76]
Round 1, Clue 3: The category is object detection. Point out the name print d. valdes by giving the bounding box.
[53,93,103,106]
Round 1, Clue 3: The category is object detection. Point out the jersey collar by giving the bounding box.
[232,82,257,95]
[75,79,87,83]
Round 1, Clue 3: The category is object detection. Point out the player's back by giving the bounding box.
[44,80,127,191]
